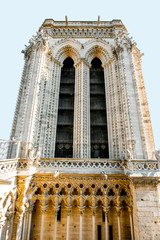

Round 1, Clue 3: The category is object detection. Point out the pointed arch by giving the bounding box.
[54,40,81,64]
[3,191,15,211]
[84,42,113,65]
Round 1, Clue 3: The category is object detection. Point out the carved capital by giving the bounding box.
[65,206,72,216]
[74,58,91,68]
[51,57,63,67]
[40,205,47,214]
[78,206,85,215]
[102,206,110,216]
[14,211,23,223]
[91,206,97,216]
[115,206,121,216]
[127,206,133,214]
[28,204,34,213]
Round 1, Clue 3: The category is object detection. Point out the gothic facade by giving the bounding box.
[0,18,160,240]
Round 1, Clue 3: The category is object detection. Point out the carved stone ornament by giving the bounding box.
[155,150,160,160]
[22,31,46,59]
[28,146,41,167]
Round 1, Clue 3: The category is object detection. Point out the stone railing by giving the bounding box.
[0,140,160,177]
[128,160,159,171]
[0,159,18,175]
[0,157,160,177]
[16,158,160,176]
[38,158,123,169]
[126,160,160,177]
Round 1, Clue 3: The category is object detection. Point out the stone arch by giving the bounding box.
[46,183,56,193]
[54,39,81,64]
[118,186,131,198]
[71,198,78,206]
[34,186,44,195]
[71,187,80,196]
[3,191,15,212]
[84,199,91,207]
[94,185,104,196]
[107,187,117,199]
[47,187,55,196]
[118,186,132,207]
[59,185,68,196]
[83,186,93,196]
[84,41,113,65]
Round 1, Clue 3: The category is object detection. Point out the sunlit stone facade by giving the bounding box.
[0,18,160,240]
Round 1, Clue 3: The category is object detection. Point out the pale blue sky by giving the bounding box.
[0,0,159,149]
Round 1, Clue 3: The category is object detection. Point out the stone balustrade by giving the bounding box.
[0,158,160,177]
[0,140,160,177]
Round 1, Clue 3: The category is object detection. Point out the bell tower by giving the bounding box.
[0,18,159,240]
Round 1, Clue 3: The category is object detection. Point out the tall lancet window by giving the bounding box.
[90,57,109,158]
[55,57,75,158]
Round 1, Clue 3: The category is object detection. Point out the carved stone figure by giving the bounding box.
[155,150,160,160]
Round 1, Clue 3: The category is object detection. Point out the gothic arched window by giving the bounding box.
[55,57,75,158]
[90,57,109,158]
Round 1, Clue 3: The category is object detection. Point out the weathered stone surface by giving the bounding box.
[0,18,159,240]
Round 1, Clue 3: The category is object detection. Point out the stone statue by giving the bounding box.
[28,146,41,167]
[28,147,35,161]
[155,150,160,160]
[126,148,133,161]
[101,171,108,180]
[54,170,60,178]
[33,148,41,167]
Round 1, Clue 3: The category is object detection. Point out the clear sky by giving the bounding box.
[0,0,159,149]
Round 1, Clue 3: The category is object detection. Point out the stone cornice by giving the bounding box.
[40,19,127,39]
[41,19,125,28]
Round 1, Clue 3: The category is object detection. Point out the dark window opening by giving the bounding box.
[90,57,109,158]
[55,57,75,158]
[102,210,105,222]
[97,225,101,240]
[57,204,61,221]
[109,225,113,240]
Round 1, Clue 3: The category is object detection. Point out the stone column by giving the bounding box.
[66,207,72,240]
[40,205,47,240]
[22,210,29,240]
[128,207,134,240]
[0,223,4,240]
[116,207,121,240]
[54,212,57,240]
[5,215,10,240]
[79,207,85,240]
[91,207,97,240]
[53,207,59,240]
[22,211,27,240]
[73,58,91,158]
[103,61,116,159]
[8,212,14,240]
[0,215,8,240]
[103,206,110,240]
[14,213,23,240]
[27,205,33,240]
[92,212,95,240]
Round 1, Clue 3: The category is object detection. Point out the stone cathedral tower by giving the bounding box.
[0,18,160,240]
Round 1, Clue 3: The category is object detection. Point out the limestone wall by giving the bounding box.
[132,180,160,240]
